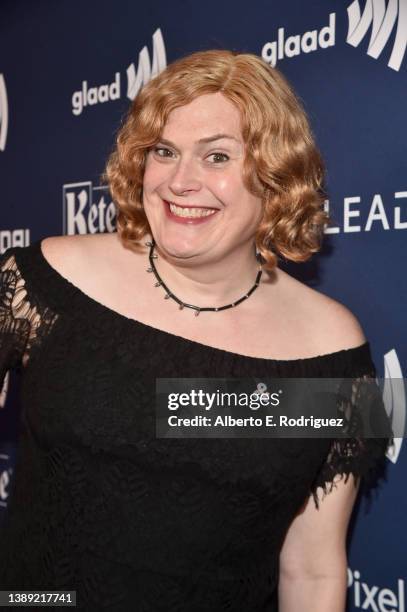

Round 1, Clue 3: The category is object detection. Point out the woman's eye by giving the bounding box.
[153,147,173,158]
[207,152,229,163]
[151,147,229,163]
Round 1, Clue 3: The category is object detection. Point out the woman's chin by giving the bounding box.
[154,233,208,261]
[159,243,202,261]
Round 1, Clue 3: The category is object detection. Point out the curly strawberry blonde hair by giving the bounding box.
[104,49,330,271]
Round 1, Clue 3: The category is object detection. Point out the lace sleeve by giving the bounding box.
[310,363,393,509]
[0,248,35,386]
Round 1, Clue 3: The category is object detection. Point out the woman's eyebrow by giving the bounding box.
[157,133,241,148]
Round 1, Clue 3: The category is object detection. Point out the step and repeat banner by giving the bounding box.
[1,1,406,609]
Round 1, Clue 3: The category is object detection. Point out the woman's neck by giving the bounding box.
[150,239,261,308]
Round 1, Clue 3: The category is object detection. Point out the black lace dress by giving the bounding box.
[0,240,388,611]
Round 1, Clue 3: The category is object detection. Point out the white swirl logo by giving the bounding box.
[0,74,8,151]
[126,27,167,100]
[382,348,405,463]
[347,0,407,71]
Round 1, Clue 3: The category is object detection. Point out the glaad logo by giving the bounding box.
[0,74,8,151]
[63,181,116,235]
[347,0,407,71]
[382,348,405,463]
[262,14,336,66]
[72,73,120,117]
[348,568,405,611]
[71,28,166,116]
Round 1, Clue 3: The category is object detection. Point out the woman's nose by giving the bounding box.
[168,157,202,195]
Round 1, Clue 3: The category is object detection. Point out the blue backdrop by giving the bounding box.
[1,1,406,609]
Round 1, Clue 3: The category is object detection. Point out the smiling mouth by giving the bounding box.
[164,200,219,219]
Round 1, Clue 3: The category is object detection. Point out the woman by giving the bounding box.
[0,50,389,610]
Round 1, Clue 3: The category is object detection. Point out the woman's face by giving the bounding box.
[142,92,263,264]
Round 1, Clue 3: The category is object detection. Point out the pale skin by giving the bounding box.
[41,92,366,610]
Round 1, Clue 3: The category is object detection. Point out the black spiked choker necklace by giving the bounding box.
[145,239,263,317]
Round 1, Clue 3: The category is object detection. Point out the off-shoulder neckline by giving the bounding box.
[15,239,371,365]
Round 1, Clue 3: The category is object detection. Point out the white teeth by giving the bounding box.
[168,202,217,218]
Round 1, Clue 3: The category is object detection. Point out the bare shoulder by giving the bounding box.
[273,267,367,355]
[40,232,121,279]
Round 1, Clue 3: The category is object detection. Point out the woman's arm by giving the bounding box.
[278,474,359,612]
[277,295,373,609]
